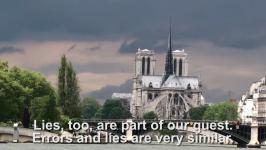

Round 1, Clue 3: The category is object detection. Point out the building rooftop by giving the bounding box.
[141,75,200,89]
[111,93,132,99]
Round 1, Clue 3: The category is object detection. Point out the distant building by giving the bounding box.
[130,24,204,119]
[112,93,132,100]
[111,93,132,111]
[238,76,266,123]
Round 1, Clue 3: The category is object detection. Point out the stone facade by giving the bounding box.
[238,76,266,123]
[131,48,204,119]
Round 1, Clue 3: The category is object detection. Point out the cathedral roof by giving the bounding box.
[141,75,200,90]
[142,76,162,88]
[162,75,199,89]
[173,49,185,53]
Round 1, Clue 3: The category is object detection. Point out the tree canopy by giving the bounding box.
[101,99,131,119]
[187,105,209,120]
[143,111,157,120]
[80,97,101,119]
[58,55,81,118]
[203,101,238,121]
[0,61,59,127]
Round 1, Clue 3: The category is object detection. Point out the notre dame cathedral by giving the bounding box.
[130,24,205,119]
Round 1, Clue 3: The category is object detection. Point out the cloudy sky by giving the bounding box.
[0,0,266,102]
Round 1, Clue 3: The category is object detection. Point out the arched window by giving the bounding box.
[148,93,153,100]
[168,93,172,101]
[179,59,183,76]
[174,93,179,105]
[188,93,192,99]
[154,93,159,98]
[172,110,175,115]
[174,58,177,74]
[142,57,145,75]
[149,82,153,88]
[147,57,150,75]
[187,84,192,98]
[187,84,191,90]
[168,93,172,97]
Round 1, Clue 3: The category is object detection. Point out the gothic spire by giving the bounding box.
[162,18,174,85]
[168,18,172,57]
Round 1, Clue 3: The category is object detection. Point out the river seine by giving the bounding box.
[0,143,262,150]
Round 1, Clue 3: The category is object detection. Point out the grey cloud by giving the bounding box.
[67,44,77,52]
[86,79,132,101]
[89,44,101,51]
[203,87,234,103]
[0,45,24,54]
[1,0,266,50]
[75,63,131,74]
[66,43,101,52]
[119,39,188,53]
[36,62,131,76]
[2,0,266,103]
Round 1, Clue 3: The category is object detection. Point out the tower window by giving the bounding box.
[179,59,183,76]
[148,93,153,100]
[142,57,145,75]
[147,57,150,75]
[174,58,177,74]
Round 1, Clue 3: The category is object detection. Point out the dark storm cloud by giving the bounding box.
[38,62,131,76]
[0,46,24,54]
[66,43,101,52]
[89,45,101,51]
[1,0,266,51]
[67,44,77,52]
[203,87,234,103]
[86,80,132,101]
[119,39,188,53]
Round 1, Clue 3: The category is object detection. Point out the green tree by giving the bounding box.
[94,108,102,119]
[58,55,81,118]
[101,99,131,119]
[31,95,60,123]
[0,63,25,121]
[143,111,157,120]
[0,61,60,127]
[58,55,67,114]
[187,105,209,120]
[203,101,238,121]
[80,97,101,119]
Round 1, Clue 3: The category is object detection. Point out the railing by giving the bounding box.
[81,119,236,124]
[81,119,266,126]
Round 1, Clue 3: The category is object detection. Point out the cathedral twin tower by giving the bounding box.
[135,22,188,79]
[135,48,188,77]
[131,23,204,119]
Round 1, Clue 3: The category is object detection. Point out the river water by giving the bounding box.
[0,144,262,150]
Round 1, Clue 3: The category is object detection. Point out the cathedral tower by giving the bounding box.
[132,48,156,118]
[135,49,156,76]
[172,49,188,76]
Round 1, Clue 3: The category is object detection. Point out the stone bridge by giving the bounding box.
[1,119,266,147]
[83,119,266,148]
